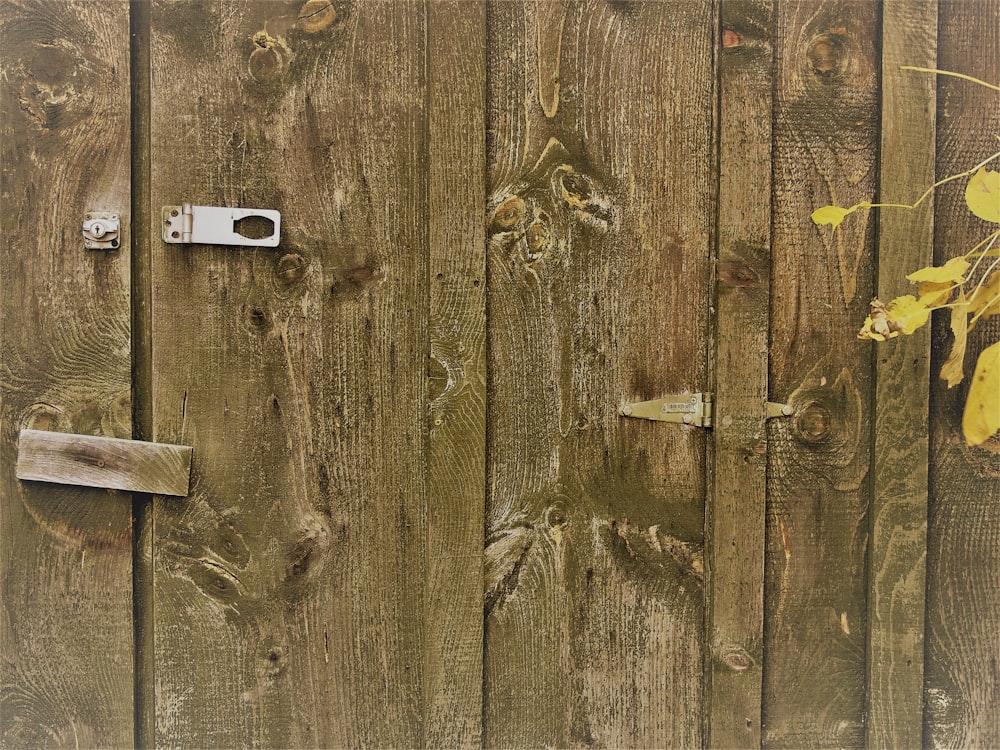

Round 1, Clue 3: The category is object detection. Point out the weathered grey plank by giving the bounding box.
[149,1,427,746]
[707,0,773,746]
[16,429,191,496]
[425,1,487,747]
[484,0,715,746]
[866,1,936,747]
[763,1,879,746]
[0,0,134,746]
[924,0,1000,746]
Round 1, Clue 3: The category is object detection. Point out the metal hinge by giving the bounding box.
[619,393,792,427]
[162,204,281,247]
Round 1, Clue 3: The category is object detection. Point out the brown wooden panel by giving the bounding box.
[425,1,487,747]
[484,0,715,746]
[16,429,192,496]
[707,0,774,747]
[925,0,1000,746]
[149,1,427,745]
[866,1,936,747]
[764,1,879,746]
[0,0,134,745]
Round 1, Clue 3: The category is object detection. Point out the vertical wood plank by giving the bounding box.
[484,0,716,746]
[149,2,427,746]
[425,1,487,747]
[866,1,936,747]
[707,0,774,746]
[763,1,879,746]
[925,0,1000,746]
[0,1,134,746]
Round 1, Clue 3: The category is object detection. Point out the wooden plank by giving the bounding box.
[16,429,192,496]
[0,0,134,746]
[924,0,1000,746]
[707,0,774,746]
[866,1,936,747]
[483,0,715,746]
[149,1,427,746]
[425,1,486,747]
[763,1,880,746]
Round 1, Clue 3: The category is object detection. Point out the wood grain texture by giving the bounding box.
[924,0,1000,746]
[16,429,191,496]
[763,1,879,746]
[0,0,134,746]
[866,2,936,747]
[149,1,427,746]
[707,1,774,747]
[425,1,487,747]
[484,0,715,746]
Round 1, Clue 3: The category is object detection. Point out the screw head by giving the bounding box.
[683,414,694,424]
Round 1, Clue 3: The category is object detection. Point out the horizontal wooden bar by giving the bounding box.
[15,429,192,497]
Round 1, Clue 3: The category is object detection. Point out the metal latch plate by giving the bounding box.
[620,393,713,427]
[82,212,120,250]
[162,204,281,247]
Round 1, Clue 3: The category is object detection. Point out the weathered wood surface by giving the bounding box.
[707,0,773,746]
[764,1,879,746]
[16,429,192,496]
[866,1,936,747]
[149,1,428,746]
[484,0,715,746]
[0,0,134,746]
[924,0,1000,746]
[425,1,487,747]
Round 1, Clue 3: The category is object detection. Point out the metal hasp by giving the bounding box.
[82,212,120,250]
[162,203,281,247]
[619,393,793,427]
[620,393,714,427]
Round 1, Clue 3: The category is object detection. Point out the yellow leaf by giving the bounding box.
[963,340,1000,446]
[918,280,954,307]
[941,291,968,387]
[906,256,970,284]
[811,204,861,230]
[965,168,1000,223]
[858,295,932,340]
[968,269,1000,321]
[886,294,933,334]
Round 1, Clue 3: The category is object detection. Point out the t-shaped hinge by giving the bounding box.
[619,393,792,427]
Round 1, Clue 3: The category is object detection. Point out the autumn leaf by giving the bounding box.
[858,295,933,340]
[918,280,954,307]
[811,204,864,231]
[965,169,1000,223]
[906,256,970,284]
[941,291,969,387]
[968,269,1000,324]
[963,340,1000,446]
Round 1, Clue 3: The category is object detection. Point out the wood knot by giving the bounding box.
[275,253,308,284]
[248,32,288,84]
[490,196,526,233]
[720,647,754,672]
[525,213,552,259]
[718,260,759,288]
[806,33,848,79]
[795,402,832,443]
[554,166,612,230]
[297,0,337,33]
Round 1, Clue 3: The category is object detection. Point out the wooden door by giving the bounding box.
[2,1,999,749]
